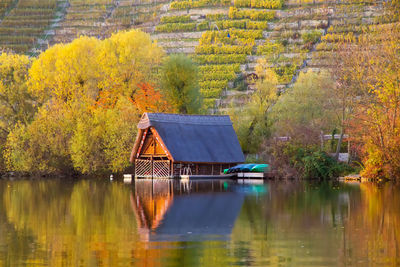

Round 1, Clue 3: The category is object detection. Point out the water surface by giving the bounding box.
[0,179,399,266]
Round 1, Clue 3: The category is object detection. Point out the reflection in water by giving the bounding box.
[132,180,244,242]
[0,179,400,266]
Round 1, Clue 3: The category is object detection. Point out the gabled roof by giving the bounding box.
[131,113,245,163]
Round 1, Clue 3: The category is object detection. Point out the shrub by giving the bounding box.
[195,44,253,54]
[197,21,209,31]
[155,22,197,32]
[215,20,247,29]
[274,64,298,84]
[234,0,283,9]
[246,20,268,30]
[321,32,356,43]
[199,30,263,46]
[194,54,247,64]
[206,13,226,20]
[302,151,353,179]
[302,30,323,44]
[199,71,237,81]
[315,42,338,51]
[199,64,241,73]
[228,7,275,20]
[200,88,223,98]
[214,19,268,30]
[160,15,191,23]
[199,80,228,89]
[257,40,284,56]
[268,141,353,179]
[170,0,230,9]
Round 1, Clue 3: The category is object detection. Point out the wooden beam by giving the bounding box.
[136,128,149,158]
[150,127,174,162]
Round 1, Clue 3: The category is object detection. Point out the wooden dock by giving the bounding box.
[180,172,266,180]
[123,172,268,182]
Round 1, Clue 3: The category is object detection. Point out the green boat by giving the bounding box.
[251,164,269,173]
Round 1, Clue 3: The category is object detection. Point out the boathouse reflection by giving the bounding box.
[130,180,245,241]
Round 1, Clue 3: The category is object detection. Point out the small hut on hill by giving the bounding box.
[130,113,245,178]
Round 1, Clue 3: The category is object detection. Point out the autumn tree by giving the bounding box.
[160,54,201,114]
[131,83,172,113]
[0,53,35,171]
[5,30,167,174]
[70,97,140,174]
[336,24,400,178]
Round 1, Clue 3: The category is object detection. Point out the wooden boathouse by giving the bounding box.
[130,113,245,178]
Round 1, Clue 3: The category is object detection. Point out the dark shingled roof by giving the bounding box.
[135,113,245,163]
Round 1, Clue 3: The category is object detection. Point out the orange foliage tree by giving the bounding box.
[336,24,400,179]
[130,82,172,113]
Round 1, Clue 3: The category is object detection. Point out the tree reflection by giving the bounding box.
[1,179,140,267]
[1,179,400,267]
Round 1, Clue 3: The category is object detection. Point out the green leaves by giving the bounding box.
[160,54,202,114]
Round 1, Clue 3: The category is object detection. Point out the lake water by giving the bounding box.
[0,179,399,266]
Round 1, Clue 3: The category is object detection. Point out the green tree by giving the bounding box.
[229,60,278,153]
[160,54,201,114]
[271,70,337,138]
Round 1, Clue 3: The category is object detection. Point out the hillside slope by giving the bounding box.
[0,0,386,110]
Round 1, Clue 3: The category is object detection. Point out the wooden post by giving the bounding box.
[151,155,153,179]
[320,131,324,151]
[347,140,351,163]
[170,161,174,178]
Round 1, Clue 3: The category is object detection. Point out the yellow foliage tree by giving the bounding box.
[0,53,35,171]
[6,30,166,174]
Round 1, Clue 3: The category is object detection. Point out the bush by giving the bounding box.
[214,19,268,30]
[199,30,262,46]
[267,141,354,179]
[199,70,237,81]
[234,0,283,9]
[199,64,241,73]
[170,0,230,9]
[228,7,275,20]
[202,98,217,109]
[197,21,209,31]
[160,15,191,23]
[206,13,226,20]
[302,30,323,44]
[321,32,356,43]
[257,40,284,56]
[274,64,298,84]
[155,22,197,32]
[199,80,228,89]
[194,54,247,64]
[200,88,223,98]
[302,151,353,179]
[215,20,247,29]
[195,44,253,54]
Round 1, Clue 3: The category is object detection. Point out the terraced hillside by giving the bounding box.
[0,0,386,109]
[151,0,384,109]
[0,0,61,54]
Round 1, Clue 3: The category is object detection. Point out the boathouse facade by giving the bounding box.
[130,113,245,178]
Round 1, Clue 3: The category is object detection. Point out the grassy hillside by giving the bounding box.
[0,0,385,110]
